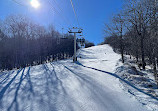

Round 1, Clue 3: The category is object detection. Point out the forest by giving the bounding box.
[103,0,158,84]
[0,14,95,71]
[0,15,76,70]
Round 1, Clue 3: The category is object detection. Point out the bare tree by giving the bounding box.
[104,14,125,63]
[104,0,158,86]
[125,0,151,69]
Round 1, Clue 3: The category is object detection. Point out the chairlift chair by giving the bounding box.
[81,38,85,47]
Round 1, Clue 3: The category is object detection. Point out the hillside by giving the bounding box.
[0,44,157,111]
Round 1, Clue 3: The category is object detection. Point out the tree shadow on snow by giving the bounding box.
[0,71,15,89]
[0,64,74,111]
[0,68,23,101]
[41,63,74,111]
[0,67,36,111]
[7,68,26,111]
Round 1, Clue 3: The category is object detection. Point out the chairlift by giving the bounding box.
[78,29,82,33]
[81,43,84,46]
[61,35,68,39]
[76,38,80,43]
[81,38,85,46]
[61,37,68,39]
[76,37,85,47]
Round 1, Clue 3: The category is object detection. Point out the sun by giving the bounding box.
[30,0,40,8]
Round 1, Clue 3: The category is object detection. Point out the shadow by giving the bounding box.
[25,67,34,93]
[0,72,6,78]
[0,64,74,111]
[63,65,90,84]
[42,64,56,110]
[0,69,23,101]
[50,63,61,81]
[75,61,158,101]
[62,63,122,109]
[7,68,26,111]
[80,50,94,54]
[102,60,108,62]
[77,53,97,59]
[0,71,15,86]
[22,67,35,96]
[116,66,158,90]
[42,63,71,111]
[51,62,75,111]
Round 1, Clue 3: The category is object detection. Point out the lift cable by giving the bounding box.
[12,0,26,6]
[52,0,72,27]
[69,0,80,27]
[47,0,71,28]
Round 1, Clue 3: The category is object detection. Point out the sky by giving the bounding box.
[0,0,123,45]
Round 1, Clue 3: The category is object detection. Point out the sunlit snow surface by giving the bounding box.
[0,44,156,111]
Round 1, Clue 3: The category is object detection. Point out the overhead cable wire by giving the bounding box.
[12,0,26,6]
[47,0,71,28]
[52,0,71,26]
[69,0,80,27]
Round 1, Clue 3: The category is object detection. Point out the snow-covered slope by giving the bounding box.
[0,44,155,111]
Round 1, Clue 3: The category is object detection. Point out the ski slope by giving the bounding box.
[0,44,152,111]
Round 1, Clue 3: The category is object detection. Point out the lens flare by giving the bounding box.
[30,0,40,8]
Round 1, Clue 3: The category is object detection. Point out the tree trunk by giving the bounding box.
[140,36,145,70]
[153,57,158,87]
[120,26,124,63]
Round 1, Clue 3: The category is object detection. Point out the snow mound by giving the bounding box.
[115,59,158,111]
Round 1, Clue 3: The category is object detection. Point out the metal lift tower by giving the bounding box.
[68,27,82,62]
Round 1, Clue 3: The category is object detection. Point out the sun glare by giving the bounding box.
[30,0,40,8]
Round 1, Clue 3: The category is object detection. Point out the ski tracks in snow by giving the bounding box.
[0,62,151,111]
[0,44,153,111]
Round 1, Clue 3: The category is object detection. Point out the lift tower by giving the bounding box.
[68,27,82,62]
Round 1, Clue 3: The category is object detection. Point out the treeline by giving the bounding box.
[0,15,75,70]
[85,41,95,48]
[103,0,158,84]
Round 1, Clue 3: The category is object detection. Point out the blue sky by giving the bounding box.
[0,0,123,44]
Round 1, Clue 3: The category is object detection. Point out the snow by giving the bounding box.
[0,44,157,111]
[115,57,158,110]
